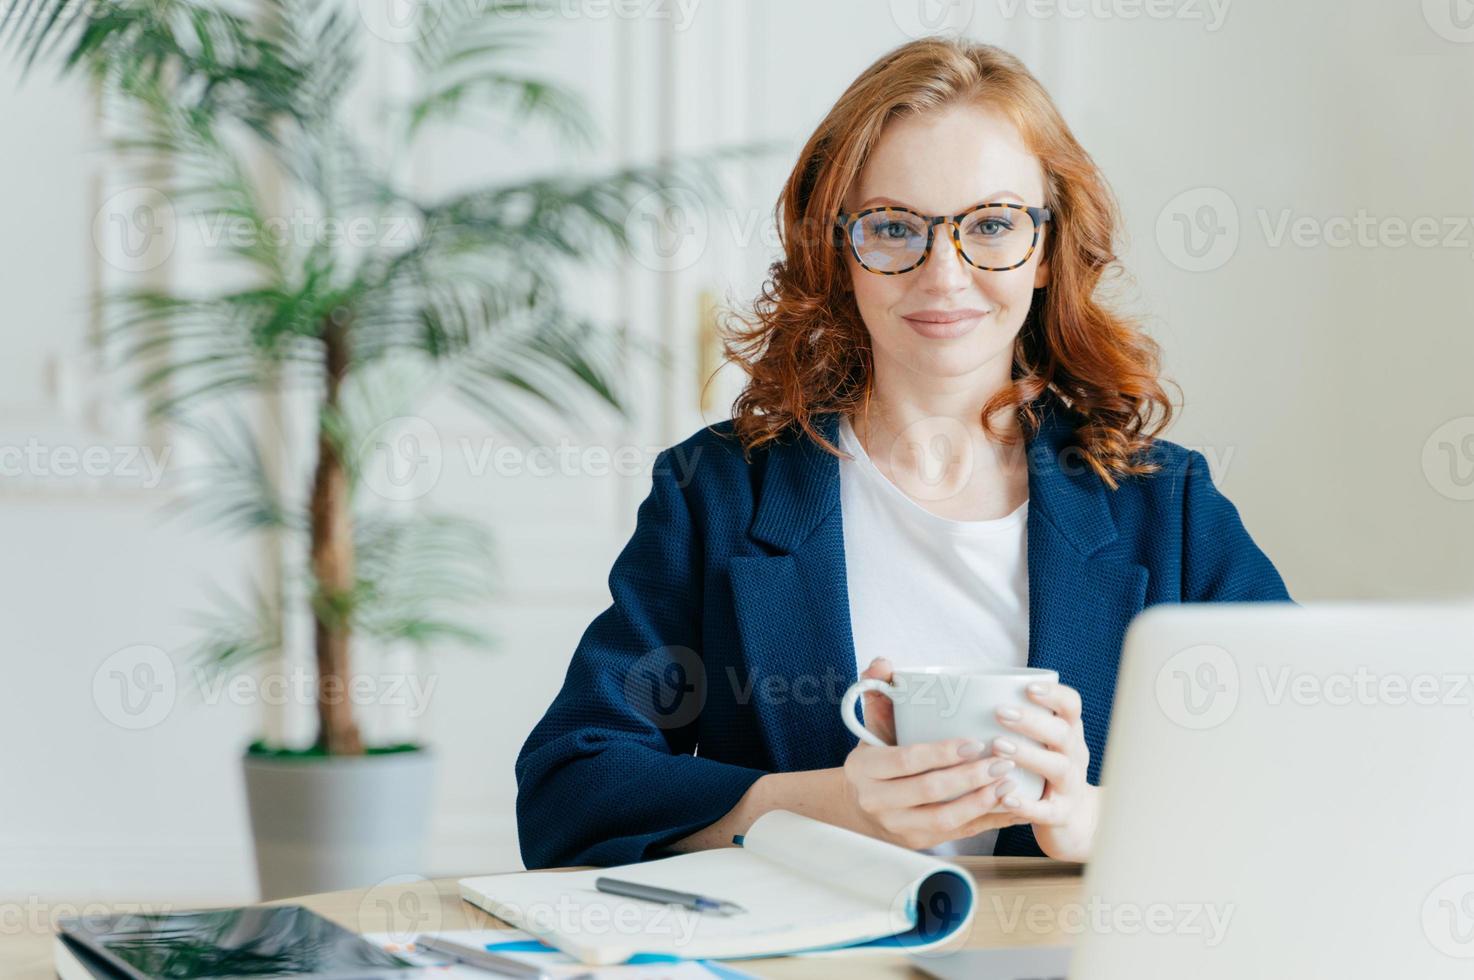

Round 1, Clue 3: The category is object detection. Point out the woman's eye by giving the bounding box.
[879,222,911,239]
[971,218,1014,236]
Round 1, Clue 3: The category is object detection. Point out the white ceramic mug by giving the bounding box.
[840,666,1061,803]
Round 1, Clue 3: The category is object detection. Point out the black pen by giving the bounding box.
[593,876,747,916]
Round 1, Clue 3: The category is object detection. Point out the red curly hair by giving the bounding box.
[720,37,1178,489]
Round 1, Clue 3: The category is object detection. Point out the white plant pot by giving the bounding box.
[242,748,436,900]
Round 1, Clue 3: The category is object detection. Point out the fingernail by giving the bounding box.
[997,707,1021,722]
[1027,682,1049,695]
[957,740,987,759]
[1003,795,1021,808]
[996,778,1017,796]
[993,737,1018,755]
[988,759,1014,776]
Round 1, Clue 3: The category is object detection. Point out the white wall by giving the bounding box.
[2,0,1472,907]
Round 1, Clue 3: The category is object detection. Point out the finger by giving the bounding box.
[952,810,1029,838]
[861,657,894,681]
[860,688,895,721]
[912,772,1019,835]
[952,796,1032,838]
[993,739,1072,785]
[858,736,989,779]
[999,790,1067,827]
[1026,680,1082,722]
[996,702,1073,751]
[874,756,1017,809]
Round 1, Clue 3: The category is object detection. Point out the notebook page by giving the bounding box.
[741,809,974,920]
[459,847,905,965]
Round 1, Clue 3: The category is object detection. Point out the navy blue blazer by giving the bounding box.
[514,392,1293,868]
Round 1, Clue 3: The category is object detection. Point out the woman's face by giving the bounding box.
[839,102,1050,383]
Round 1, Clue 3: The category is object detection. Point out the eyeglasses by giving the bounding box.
[834,201,1052,275]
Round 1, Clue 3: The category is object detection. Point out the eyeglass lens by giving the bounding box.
[850,206,1039,272]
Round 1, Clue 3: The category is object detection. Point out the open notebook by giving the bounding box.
[459,810,977,966]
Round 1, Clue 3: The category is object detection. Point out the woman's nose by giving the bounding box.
[914,228,973,291]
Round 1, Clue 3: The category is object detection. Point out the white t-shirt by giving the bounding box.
[835,415,1030,857]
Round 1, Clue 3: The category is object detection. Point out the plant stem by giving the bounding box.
[310,310,364,755]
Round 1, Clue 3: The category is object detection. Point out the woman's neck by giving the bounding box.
[849,385,1029,520]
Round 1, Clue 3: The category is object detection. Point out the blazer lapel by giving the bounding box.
[728,413,853,772]
[1022,399,1150,686]
[727,396,1149,772]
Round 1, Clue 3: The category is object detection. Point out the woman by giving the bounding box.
[514,37,1291,869]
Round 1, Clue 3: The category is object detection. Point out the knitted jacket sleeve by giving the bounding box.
[513,448,769,869]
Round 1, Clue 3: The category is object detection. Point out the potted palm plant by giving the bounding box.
[5,0,739,898]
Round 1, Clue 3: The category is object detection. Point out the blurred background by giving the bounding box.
[2,0,1472,910]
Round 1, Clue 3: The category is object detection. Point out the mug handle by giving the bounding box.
[841,677,897,748]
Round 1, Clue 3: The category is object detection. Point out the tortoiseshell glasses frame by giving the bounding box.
[834,201,1053,274]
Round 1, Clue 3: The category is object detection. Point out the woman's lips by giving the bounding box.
[901,311,989,339]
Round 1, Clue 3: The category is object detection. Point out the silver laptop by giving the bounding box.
[913,600,1474,979]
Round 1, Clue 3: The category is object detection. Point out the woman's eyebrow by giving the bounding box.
[857,190,1027,209]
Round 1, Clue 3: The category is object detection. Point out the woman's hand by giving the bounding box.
[987,678,1101,862]
[841,657,1019,850]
